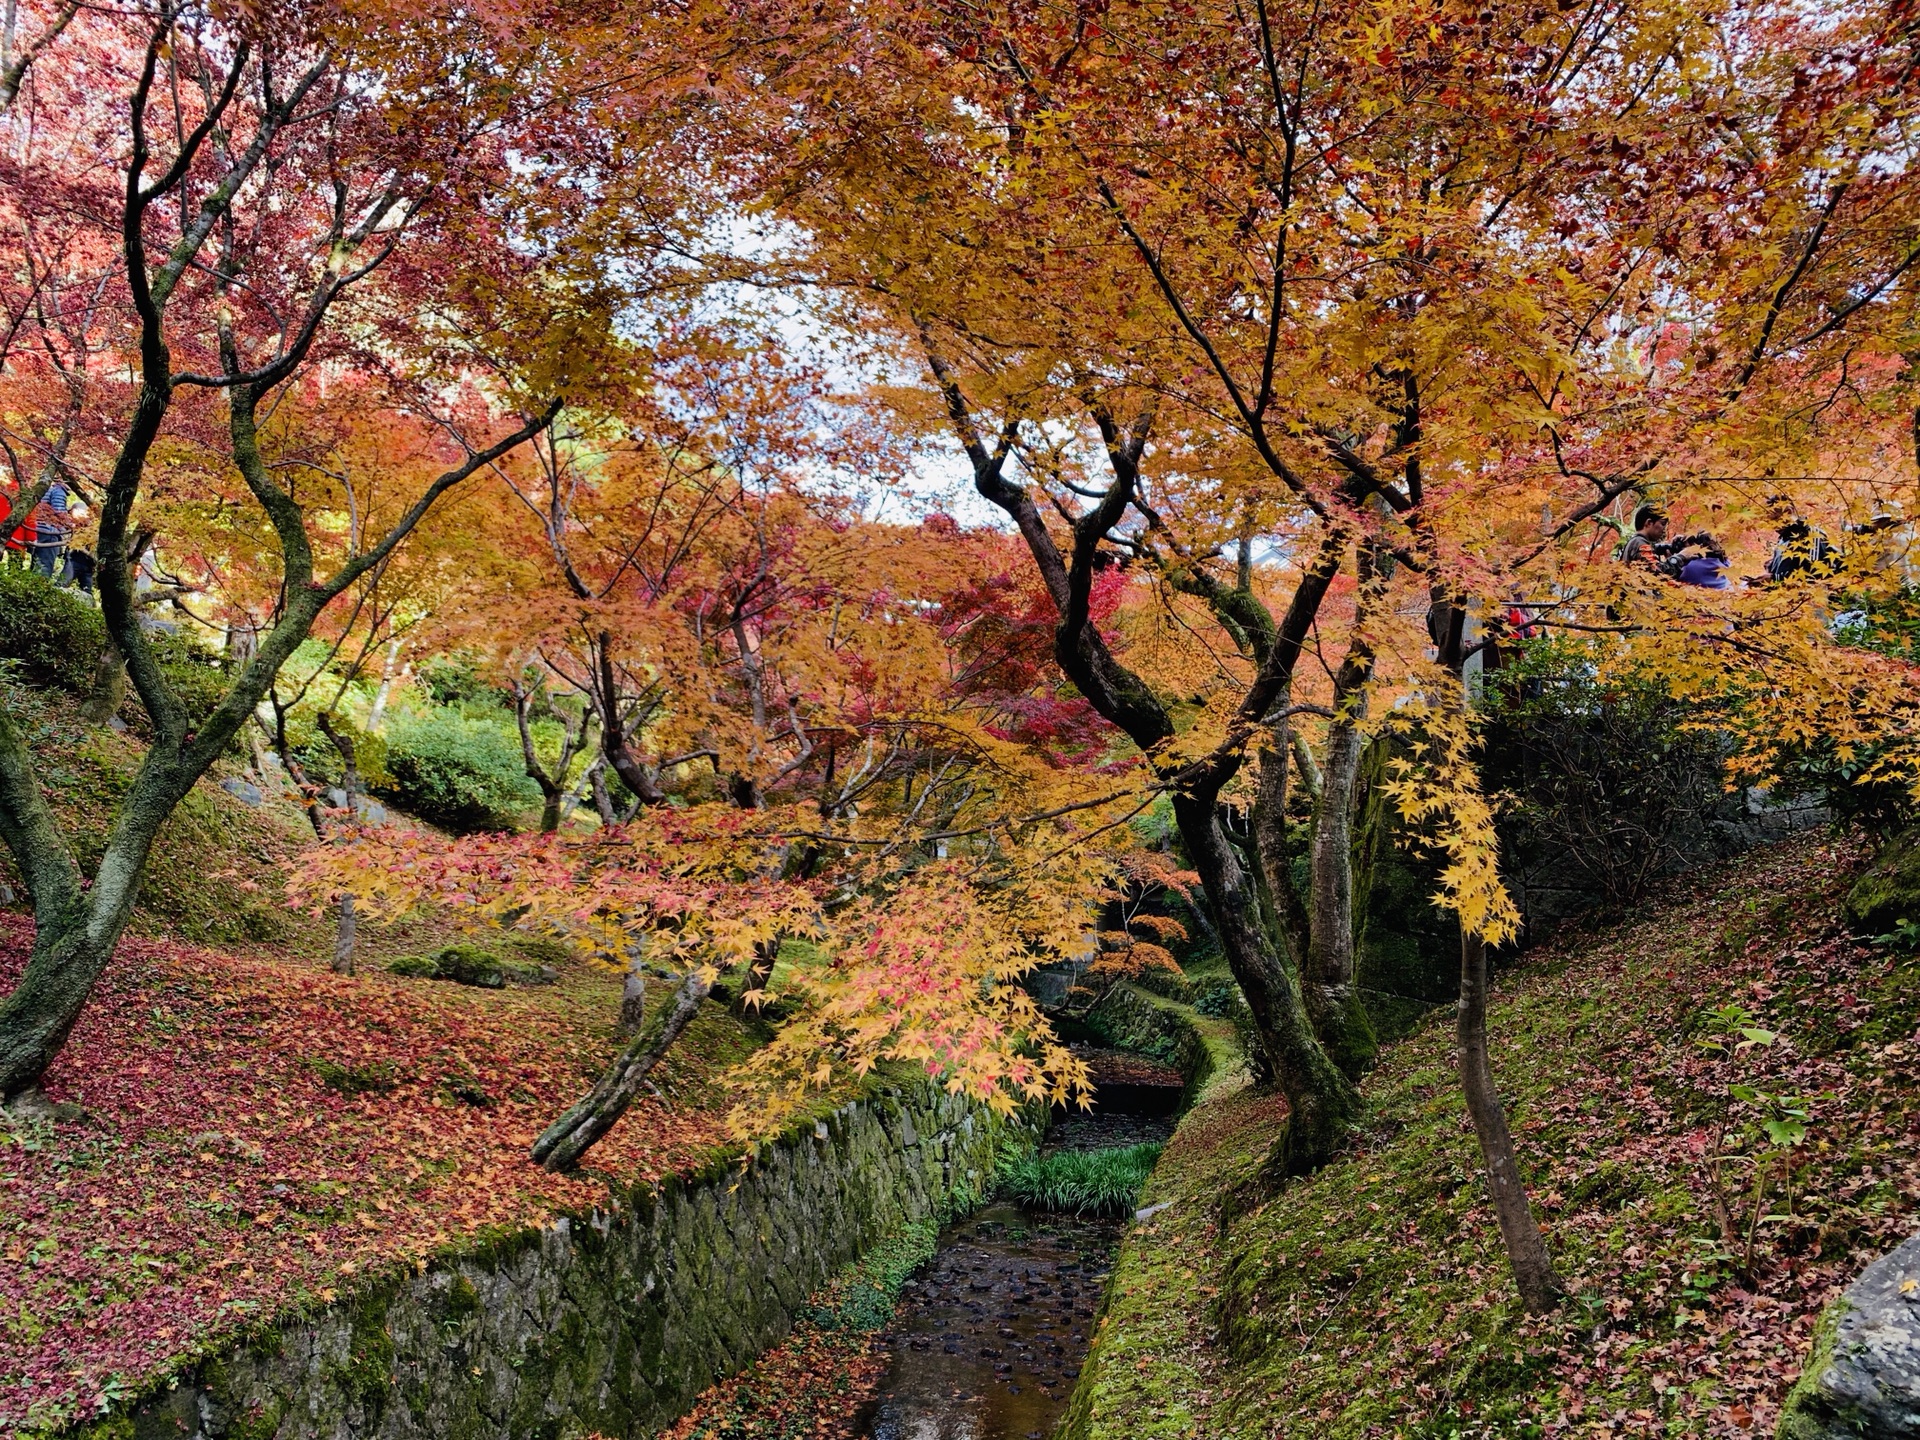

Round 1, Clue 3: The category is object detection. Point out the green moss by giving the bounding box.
[224,1398,284,1440]
[442,1273,482,1321]
[1775,1300,1859,1440]
[1843,825,1920,936]
[308,1057,402,1095]
[340,1290,397,1412]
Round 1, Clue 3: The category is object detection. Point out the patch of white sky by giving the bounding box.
[649,209,1005,530]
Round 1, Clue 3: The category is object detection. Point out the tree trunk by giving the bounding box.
[590,761,618,826]
[317,714,360,975]
[1251,737,1311,972]
[532,968,711,1172]
[1457,931,1562,1313]
[618,945,647,1035]
[1306,711,1378,1078]
[0,903,117,1098]
[78,638,125,725]
[367,639,403,732]
[332,893,357,976]
[1175,793,1360,1171]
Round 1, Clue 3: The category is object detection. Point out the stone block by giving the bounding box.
[1779,1232,1920,1439]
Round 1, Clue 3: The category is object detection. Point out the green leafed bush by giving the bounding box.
[0,564,105,691]
[0,566,234,728]
[997,1142,1163,1216]
[379,708,539,832]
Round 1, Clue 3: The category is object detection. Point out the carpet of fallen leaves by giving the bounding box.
[1202,834,1920,1438]
[659,1322,889,1440]
[1078,1047,1187,1089]
[0,916,752,1436]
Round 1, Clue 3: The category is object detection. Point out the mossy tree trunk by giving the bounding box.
[0,255,556,1099]
[1303,543,1390,1078]
[924,344,1360,1169]
[533,968,712,1171]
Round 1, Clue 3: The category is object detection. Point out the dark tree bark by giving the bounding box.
[316,713,361,975]
[1430,590,1563,1312]
[0,32,559,1100]
[532,968,712,1172]
[1457,932,1562,1313]
[921,339,1359,1169]
[513,681,595,833]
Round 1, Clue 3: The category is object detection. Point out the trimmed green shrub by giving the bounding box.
[387,944,554,988]
[0,564,105,690]
[997,1142,1163,1216]
[0,566,234,728]
[380,708,539,832]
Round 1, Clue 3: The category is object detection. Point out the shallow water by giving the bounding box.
[861,1101,1177,1440]
[862,1202,1119,1440]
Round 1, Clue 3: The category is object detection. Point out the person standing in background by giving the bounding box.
[29,478,73,579]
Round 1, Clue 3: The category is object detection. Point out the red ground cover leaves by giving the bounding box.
[0,916,739,1435]
[1246,836,1920,1438]
[1509,841,1920,1435]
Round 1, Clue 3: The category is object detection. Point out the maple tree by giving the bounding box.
[698,0,1920,1309]
[0,0,728,1098]
[296,468,1137,1166]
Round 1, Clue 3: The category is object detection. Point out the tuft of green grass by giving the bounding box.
[997,1143,1164,1216]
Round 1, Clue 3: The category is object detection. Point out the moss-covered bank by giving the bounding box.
[1060,837,1920,1439]
[61,1082,1029,1440]
[1055,982,1272,1440]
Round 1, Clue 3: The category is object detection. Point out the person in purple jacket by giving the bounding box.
[1677,546,1731,589]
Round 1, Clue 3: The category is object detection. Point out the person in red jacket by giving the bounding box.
[1,480,32,561]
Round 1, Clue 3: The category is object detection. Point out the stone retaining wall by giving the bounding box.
[79,1084,1018,1440]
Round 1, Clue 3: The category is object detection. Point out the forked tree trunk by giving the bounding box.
[533,969,712,1172]
[1176,795,1360,1170]
[1457,935,1562,1312]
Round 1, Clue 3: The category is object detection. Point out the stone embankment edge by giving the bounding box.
[1056,982,1276,1440]
[65,1078,1028,1440]
[1776,1229,1920,1440]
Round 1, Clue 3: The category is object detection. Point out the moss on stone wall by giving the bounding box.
[67,1083,1023,1440]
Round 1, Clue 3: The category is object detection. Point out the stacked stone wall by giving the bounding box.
[80,1084,1016,1440]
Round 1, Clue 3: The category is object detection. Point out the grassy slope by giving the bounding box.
[0,690,767,1435]
[1069,835,1920,1440]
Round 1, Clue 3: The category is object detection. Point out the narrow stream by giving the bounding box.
[860,1051,1182,1440]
